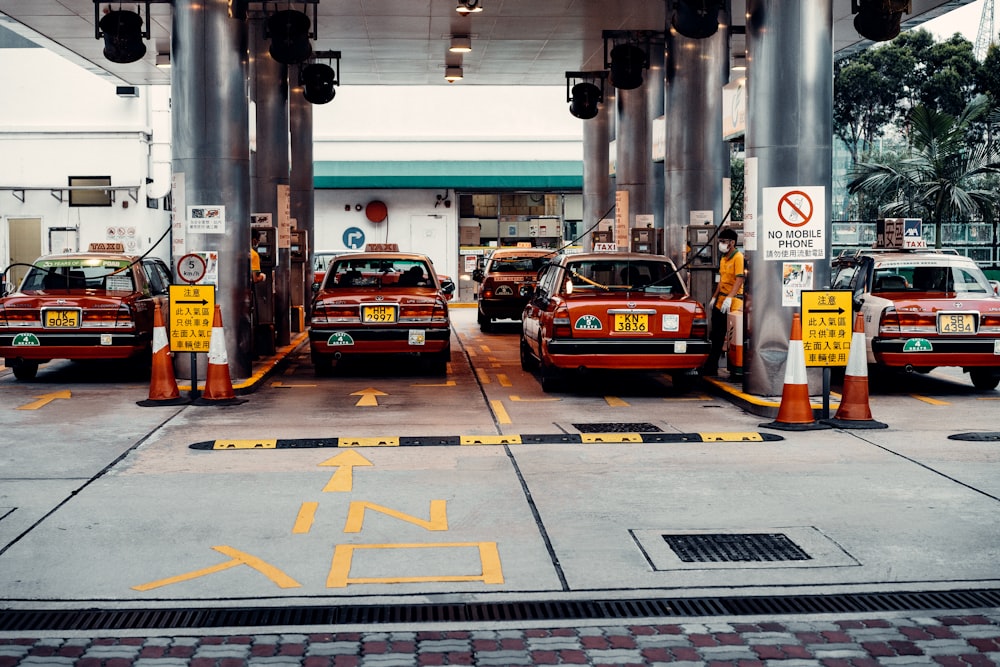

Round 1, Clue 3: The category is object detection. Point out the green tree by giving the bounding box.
[847,95,1000,246]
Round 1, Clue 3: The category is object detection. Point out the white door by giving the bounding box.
[7,217,42,289]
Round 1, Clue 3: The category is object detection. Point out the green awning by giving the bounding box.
[313,160,583,190]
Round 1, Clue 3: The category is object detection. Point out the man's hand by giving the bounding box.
[720,296,732,314]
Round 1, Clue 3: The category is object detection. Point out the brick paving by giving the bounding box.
[1,613,999,666]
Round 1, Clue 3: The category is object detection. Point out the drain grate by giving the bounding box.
[663,533,812,563]
[2,589,1000,632]
[573,422,663,433]
[949,432,1000,442]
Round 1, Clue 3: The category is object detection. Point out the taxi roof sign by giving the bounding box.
[88,242,125,253]
[365,243,399,252]
[876,218,927,250]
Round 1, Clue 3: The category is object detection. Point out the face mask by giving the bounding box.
[718,242,730,254]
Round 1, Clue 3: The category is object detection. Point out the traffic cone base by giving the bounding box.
[137,302,189,407]
[760,312,830,431]
[192,305,247,406]
[820,312,887,429]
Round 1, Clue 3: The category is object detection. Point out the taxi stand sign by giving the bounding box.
[800,290,852,367]
[168,284,215,353]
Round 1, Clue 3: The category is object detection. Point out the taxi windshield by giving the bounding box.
[565,260,683,294]
[328,258,433,289]
[21,263,134,292]
[873,264,992,295]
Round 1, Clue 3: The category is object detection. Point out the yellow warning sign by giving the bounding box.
[800,290,852,367]
[168,284,215,353]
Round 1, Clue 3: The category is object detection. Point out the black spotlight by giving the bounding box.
[853,0,910,42]
[672,0,724,39]
[267,9,312,64]
[99,9,147,64]
[569,82,602,120]
[609,43,648,90]
[301,63,336,104]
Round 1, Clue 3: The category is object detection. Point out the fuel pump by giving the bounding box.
[251,226,277,355]
[289,229,307,331]
[685,224,718,314]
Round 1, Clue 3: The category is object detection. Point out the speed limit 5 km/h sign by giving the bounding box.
[177,253,207,284]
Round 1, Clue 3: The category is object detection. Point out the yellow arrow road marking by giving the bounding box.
[17,390,71,411]
[319,450,374,492]
[351,387,387,406]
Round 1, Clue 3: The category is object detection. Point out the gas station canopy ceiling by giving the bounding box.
[0,1,976,87]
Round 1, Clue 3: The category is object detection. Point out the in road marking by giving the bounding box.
[911,394,949,406]
[490,399,512,424]
[497,373,512,387]
[293,502,318,533]
[17,390,71,410]
[605,396,629,407]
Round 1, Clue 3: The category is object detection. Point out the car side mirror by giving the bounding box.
[519,284,534,298]
[472,268,484,283]
[311,282,320,293]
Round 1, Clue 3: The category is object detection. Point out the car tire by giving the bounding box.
[670,370,696,393]
[12,361,39,381]
[537,349,562,393]
[520,336,537,372]
[969,368,1000,391]
[478,309,493,333]
[427,348,450,376]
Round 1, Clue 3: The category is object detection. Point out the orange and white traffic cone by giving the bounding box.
[193,305,246,406]
[137,302,188,406]
[761,313,829,431]
[821,311,887,429]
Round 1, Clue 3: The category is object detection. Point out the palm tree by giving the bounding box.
[847,95,1000,247]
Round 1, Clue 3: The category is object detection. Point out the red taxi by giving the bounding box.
[309,251,455,375]
[0,244,173,381]
[472,247,553,331]
[520,252,709,391]
[832,248,1000,390]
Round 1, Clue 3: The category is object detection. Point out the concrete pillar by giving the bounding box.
[615,81,651,246]
[289,68,314,335]
[582,86,613,252]
[171,0,251,379]
[646,44,666,250]
[664,26,729,308]
[249,18,288,356]
[744,0,833,395]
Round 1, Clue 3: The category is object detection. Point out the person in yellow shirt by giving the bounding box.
[250,237,266,284]
[704,227,744,376]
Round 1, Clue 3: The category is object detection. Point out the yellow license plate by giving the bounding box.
[938,312,975,334]
[614,313,648,332]
[362,305,397,323]
[44,309,80,328]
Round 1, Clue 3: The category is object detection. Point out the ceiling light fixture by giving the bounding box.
[445,65,464,83]
[449,35,472,53]
[565,71,608,120]
[300,51,341,104]
[602,30,661,90]
[95,2,153,64]
[456,0,483,15]
[671,0,726,39]
[852,0,912,42]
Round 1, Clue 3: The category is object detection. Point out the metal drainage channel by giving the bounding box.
[2,589,1000,632]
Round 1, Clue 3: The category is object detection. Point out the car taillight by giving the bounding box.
[312,301,358,324]
[85,305,134,329]
[981,312,1000,334]
[402,301,449,322]
[0,305,38,326]
[878,306,900,336]
[481,279,494,299]
[552,305,572,337]
[893,310,937,334]
[691,314,708,339]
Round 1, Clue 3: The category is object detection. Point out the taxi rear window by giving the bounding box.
[22,264,135,292]
[489,256,548,273]
[327,258,432,288]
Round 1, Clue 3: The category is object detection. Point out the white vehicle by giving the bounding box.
[831,248,1000,390]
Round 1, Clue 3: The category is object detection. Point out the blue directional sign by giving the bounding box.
[343,227,365,249]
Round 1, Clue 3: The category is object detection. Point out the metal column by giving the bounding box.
[582,89,613,252]
[289,68,314,334]
[249,18,288,356]
[664,26,729,303]
[171,0,251,379]
[744,0,833,395]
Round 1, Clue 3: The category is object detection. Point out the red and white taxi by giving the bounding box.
[832,248,1000,390]
[520,252,709,391]
[309,250,455,375]
[0,244,173,381]
[472,247,553,331]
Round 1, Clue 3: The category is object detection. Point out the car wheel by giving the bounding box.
[670,370,696,393]
[520,336,538,371]
[427,348,450,376]
[478,309,493,333]
[969,368,1000,391]
[537,348,561,393]
[12,361,39,381]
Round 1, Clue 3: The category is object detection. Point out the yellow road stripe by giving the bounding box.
[338,437,400,447]
[509,395,561,402]
[581,432,643,443]
[293,502,318,533]
[911,394,950,406]
[461,434,522,445]
[490,399,512,424]
[413,380,457,387]
[476,369,491,384]
[605,396,629,407]
[213,439,278,449]
[497,373,512,387]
